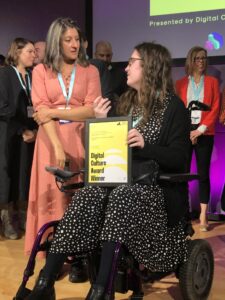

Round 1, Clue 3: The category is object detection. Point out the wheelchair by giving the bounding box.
[13,167,214,300]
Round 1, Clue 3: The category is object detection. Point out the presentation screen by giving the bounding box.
[93,0,225,61]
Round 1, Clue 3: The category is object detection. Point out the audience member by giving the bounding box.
[0,38,36,239]
[26,42,190,300]
[95,40,127,97]
[80,33,114,101]
[25,17,101,263]
[219,88,225,124]
[176,46,220,232]
[0,54,6,67]
[34,41,46,65]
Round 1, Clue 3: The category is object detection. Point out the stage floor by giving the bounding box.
[0,221,224,300]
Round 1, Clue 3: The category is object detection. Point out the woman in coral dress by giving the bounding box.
[25,18,101,256]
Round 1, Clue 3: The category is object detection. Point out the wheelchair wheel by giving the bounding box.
[178,239,214,300]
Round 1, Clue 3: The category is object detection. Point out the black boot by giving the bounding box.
[85,284,114,300]
[26,272,56,300]
[69,258,88,283]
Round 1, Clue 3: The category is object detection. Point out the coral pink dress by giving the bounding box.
[25,63,101,256]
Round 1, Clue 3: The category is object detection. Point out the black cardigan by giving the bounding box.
[132,94,190,226]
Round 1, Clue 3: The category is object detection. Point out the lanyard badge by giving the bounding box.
[12,66,33,117]
[57,66,76,125]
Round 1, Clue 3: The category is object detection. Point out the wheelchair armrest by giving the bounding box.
[159,173,199,182]
[45,166,82,181]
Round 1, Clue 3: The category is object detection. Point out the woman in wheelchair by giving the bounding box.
[26,42,190,300]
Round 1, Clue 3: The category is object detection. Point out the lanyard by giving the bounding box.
[12,65,31,95]
[132,115,142,127]
[58,66,76,107]
[129,107,142,127]
[191,75,204,101]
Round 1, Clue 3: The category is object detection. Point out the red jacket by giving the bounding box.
[175,75,220,135]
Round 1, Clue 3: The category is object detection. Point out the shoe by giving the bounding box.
[86,284,113,300]
[199,224,209,232]
[26,271,56,300]
[69,259,88,283]
[0,209,19,240]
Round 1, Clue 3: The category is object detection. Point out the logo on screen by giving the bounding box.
[205,32,223,50]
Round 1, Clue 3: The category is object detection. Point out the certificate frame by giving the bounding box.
[85,116,132,186]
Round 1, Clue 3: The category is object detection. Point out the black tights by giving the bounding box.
[42,253,67,279]
[41,241,119,287]
[96,241,119,286]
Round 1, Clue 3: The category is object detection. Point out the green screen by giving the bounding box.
[150,0,225,16]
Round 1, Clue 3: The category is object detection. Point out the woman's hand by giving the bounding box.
[33,107,52,125]
[190,129,202,145]
[127,128,144,148]
[53,144,66,169]
[22,129,37,143]
[93,96,111,118]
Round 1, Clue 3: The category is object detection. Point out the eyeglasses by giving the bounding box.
[128,57,143,66]
[194,56,207,62]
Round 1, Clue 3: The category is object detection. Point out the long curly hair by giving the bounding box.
[117,42,174,123]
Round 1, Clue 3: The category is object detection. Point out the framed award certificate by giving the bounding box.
[85,116,132,186]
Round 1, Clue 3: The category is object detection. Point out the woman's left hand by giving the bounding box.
[33,107,52,125]
[22,129,37,143]
[127,128,144,148]
[190,129,202,144]
[93,96,111,118]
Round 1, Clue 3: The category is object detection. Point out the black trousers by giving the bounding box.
[187,135,214,204]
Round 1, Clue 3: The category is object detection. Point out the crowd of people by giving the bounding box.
[0,15,223,300]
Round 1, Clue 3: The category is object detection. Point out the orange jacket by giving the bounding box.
[175,75,220,135]
[219,88,225,124]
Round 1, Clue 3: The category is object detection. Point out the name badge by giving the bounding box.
[58,107,73,125]
[27,106,34,118]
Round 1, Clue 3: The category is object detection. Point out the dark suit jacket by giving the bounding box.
[0,66,36,133]
[109,63,127,97]
[90,59,117,116]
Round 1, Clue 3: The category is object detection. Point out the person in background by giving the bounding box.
[34,41,46,65]
[0,54,6,67]
[0,38,36,239]
[24,18,101,280]
[26,42,190,300]
[219,88,225,124]
[176,46,220,232]
[80,32,115,115]
[94,40,127,98]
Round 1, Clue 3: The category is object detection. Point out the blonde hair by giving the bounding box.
[44,17,88,72]
[185,46,208,75]
[6,37,33,66]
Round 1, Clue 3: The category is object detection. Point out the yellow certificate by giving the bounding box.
[85,117,131,186]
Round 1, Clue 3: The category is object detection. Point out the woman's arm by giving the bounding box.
[199,77,220,129]
[219,87,225,124]
[33,65,101,124]
[32,65,66,167]
[42,121,66,168]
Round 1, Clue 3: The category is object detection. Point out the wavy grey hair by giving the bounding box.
[44,17,88,72]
